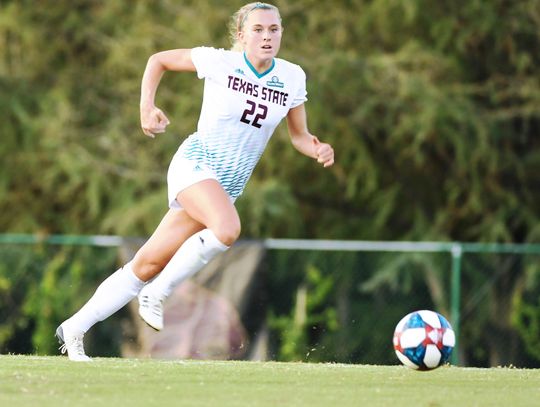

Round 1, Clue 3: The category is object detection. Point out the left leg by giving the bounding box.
[138,179,240,329]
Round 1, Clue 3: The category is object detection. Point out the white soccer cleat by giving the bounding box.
[138,292,165,331]
[55,325,92,362]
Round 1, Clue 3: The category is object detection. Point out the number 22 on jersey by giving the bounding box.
[240,100,268,128]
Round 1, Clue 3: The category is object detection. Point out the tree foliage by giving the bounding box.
[1,0,540,365]
[1,0,538,242]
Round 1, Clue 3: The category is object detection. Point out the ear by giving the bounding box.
[237,30,244,42]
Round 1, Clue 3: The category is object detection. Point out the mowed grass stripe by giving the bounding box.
[0,355,539,407]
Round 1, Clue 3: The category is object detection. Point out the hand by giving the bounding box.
[313,136,334,168]
[140,106,170,138]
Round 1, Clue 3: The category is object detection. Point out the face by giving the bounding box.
[238,9,282,60]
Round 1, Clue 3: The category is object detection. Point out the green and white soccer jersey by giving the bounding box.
[173,46,307,199]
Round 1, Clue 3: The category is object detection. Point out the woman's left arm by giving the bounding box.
[286,104,334,168]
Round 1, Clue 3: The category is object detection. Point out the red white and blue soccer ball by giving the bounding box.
[393,310,455,370]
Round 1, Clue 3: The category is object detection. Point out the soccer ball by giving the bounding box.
[393,310,455,370]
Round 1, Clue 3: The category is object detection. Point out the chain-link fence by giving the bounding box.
[1,234,539,367]
[263,239,540,367]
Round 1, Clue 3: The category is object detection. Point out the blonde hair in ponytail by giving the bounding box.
[228,2,281,52]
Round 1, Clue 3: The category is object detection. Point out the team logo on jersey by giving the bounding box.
[193,163,203,172]
[235,68,245,76]
[266,76,284,88]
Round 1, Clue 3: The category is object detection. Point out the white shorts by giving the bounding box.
[167,152,219,209]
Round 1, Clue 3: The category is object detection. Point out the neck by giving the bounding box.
[244,53,273,74]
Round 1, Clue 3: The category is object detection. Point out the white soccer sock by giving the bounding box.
[62,262,145,333]
[142,229,229,299]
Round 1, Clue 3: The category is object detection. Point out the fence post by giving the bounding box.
[450,243,462,365]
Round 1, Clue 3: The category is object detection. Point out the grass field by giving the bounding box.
[1,355,539,407]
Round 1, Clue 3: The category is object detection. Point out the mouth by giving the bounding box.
[261,45,272,50]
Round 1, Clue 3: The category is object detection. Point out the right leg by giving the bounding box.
[57,209,203,361]
[131,208,205,282]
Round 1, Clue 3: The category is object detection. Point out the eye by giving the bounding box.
[254,28,262,32]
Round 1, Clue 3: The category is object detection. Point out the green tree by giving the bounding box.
[1,0,539,366]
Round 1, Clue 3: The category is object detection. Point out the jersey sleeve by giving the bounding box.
[291,66,308,108]
[190,47,223,79]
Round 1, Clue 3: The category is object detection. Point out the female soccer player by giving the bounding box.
[56,2,334,361]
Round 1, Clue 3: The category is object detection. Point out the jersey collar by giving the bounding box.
[244,52,275,78]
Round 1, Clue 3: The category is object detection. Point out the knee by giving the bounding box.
[212,219,241,247]
[131,253,165,282]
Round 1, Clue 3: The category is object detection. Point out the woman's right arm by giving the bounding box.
[140,49,197,138]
